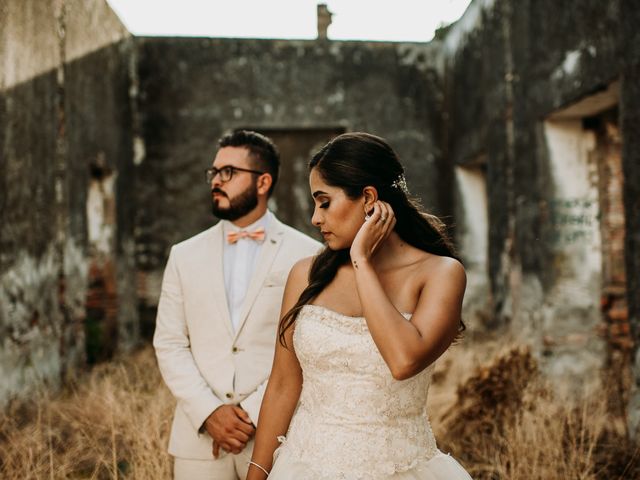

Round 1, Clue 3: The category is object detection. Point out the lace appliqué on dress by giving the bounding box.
[274,305,438,480]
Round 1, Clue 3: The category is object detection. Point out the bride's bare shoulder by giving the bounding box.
[418,252,466,287]
[285,256,315,290]
[281,256,316,312]
[289,255,314,278]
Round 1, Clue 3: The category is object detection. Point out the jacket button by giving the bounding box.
[232,346,238,353]
[225,392,233,399]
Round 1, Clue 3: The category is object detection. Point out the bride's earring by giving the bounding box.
[364,204,375,221]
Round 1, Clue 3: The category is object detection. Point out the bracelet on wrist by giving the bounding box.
[248,460,270,477]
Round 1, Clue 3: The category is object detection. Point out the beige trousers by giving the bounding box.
[173,441,253,480]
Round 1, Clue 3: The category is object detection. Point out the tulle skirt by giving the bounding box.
[268,448,473,480]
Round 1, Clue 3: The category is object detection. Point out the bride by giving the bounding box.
[246,132,472,480]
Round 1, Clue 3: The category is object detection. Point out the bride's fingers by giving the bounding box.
[375,202,385,223]
[380,201,393,218]
[365,202,393,247]
[382,215,394,238]
[383,202,395,225]
[368,203,388,242]
[377,203,392,242]
[379,202,391,227]
[376,202,386,222]
[388,217,397,234]
[368,202,382,225]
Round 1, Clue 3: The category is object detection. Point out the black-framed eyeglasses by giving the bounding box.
[205,165,265,184]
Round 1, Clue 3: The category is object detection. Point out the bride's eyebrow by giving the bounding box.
[312,191,329,198]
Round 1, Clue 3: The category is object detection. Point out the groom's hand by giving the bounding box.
[204,404,255,457]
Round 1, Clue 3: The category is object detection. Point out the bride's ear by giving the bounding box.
[362,186,378,215]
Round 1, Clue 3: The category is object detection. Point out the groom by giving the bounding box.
[154,130,321,479]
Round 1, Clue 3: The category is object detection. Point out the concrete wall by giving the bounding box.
[0,0,135,405]
[442,0,640,428]
[620,0,640,437]
[132,37,446,318]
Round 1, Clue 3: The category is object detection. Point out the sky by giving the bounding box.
[106,0,473,42]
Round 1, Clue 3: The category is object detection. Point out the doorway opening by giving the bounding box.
[455,156,491,329]
[240,127,346,240]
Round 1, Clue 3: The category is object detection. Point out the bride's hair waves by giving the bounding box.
[279,132,462,346]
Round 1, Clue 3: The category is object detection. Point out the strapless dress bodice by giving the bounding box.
[273,304,439,479]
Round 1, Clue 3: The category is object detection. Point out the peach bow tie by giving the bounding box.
[226,227,266,244]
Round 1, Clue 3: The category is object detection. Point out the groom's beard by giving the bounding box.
[211,183,259,221]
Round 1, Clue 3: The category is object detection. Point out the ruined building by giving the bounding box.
[1,0,639,434]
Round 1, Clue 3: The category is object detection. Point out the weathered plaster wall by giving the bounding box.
[133,37,445,314]
[443,0,512,329]
[541,119,604,380]
[65,40,138,360]
[443,0,640,416]
[620,0,640,437]
[454,164,491,326]
[0,0,135,405]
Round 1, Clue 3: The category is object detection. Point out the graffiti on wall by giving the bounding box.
[546,196,599,247]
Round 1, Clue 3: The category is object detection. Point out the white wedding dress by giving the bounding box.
[269,304,472,480]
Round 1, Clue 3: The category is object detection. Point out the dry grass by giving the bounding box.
[0,349,174,479]
[429,341,640,480]
[1,341,638,479]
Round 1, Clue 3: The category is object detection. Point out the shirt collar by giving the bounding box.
[223,210,272,234]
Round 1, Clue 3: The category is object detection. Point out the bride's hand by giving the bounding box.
[350,201,396,263]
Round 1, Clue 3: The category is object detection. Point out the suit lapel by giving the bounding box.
[207,223,234,338]
[233,217,285,339]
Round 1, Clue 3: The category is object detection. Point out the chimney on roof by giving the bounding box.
[317,4,333,40]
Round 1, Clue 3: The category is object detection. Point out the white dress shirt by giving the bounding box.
[222,210,271,332]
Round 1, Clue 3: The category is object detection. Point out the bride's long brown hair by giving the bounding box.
[278,132,462,346]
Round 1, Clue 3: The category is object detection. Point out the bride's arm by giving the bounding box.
[352,202,466,381]
[246,257,311,480]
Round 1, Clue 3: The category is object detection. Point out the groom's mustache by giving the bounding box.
[211,188,227,198]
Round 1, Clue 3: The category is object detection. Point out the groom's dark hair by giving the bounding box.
[218,130,280,196]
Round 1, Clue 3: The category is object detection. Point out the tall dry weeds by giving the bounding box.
[0,348,174,479]
[1,343,638,479]
[430,345,640,480]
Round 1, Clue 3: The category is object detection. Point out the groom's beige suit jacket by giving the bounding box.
[154,215,321,459]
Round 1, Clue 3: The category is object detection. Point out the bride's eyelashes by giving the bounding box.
[319,202,330,209]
